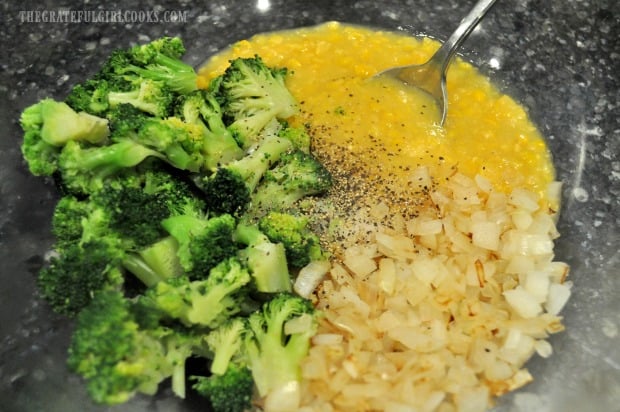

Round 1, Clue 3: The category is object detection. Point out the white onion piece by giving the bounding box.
[545,282,572,315]
[503,287,543,319]
[294,260,330,298]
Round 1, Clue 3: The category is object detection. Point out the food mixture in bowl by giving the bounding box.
[199,22,571,411]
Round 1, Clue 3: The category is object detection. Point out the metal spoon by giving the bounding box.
[375,0,498,126]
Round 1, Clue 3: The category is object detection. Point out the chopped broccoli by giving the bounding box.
[250,149,332,215]
[18,37,332,409]
[278,122,311,153]
[139,162,208,215]
[258,212,326,268]
[47,167,205,289]
[198,132,293,215]
[107,105,205,172]
[64,79,112,115]
[213,56,298,148]
[234,223,291,293]
[161,213,238,280]
[21,99,110,146]
[57,140,164,194]
[78,167,199,246]
[90,180,169,249]
[122,236,184,287]
[245,293,317,409]
[67,290,198,404]
[136,117,206,173]
[100,168,206,285]
[51,195,92,251]
[37,238,125,316]
[19,99,110,176]
[108,79,176,118]
[159,325,205,399]
[122,37,198,95]
[175,89,244,170]
[20,124,61,177]
[105,103,205,172]
[67,78,175,118]
[145,257,252,328]
[191,316,255,412]
[192,364,254,412]
[204,316,248,375]
[66,37,195,118]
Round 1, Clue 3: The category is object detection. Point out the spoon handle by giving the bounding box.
[432,0,499,73]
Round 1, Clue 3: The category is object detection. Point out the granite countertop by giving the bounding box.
[1,1,618,411]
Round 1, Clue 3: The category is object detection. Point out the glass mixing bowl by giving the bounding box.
[1,1,617,411]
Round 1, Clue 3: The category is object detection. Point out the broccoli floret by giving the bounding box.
[128,36,186,62]
[66,37,194,117]
[258,212,326,268]
[72,167,196,244]
[245,293,317,409]
[49,168,203,288]
[40,169,199,315]
[108,79,175,118]
[198,132,293,215]
[91,179,171,249]
[192,364,254,412]
[20,125,61,176]
[67,290,198,404]
[19,99,110,176]
[65,79,112,115]
[50,189,119,249]
[278,122,311,153]
[234,223,290,293]
[57,140,165,194]
[213,56,298,148]
[37,238,125,316]
[158,325,206,399]
[136,116,205,172]
[176,90,244,170]
[193,316,254,412]
[251,149,333,215]
[107,106,205,173]
[21,99,110,146]
[145,257,252,328]
[51,195,92,251]
[106,104,205,173]
[204,316,248,375]
[99,168,206,285]
[122,236,184,287]
[121,37,198,95]
[139,162,208,215]
[161,213,237,280]
[67,78,176,118]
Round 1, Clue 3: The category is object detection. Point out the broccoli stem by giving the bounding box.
[68,140,164,176]
[122,237,184,287]
[171,362,186,399]
[38,99,110,146]
[122,254,166,287]
[235,223,291,293]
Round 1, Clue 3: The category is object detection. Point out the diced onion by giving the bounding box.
[298,170,568,411]
[545,282,572,315]
[504,287,543,319]
[294,260,330,298]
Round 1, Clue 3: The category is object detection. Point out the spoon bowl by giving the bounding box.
[375,0,499,125]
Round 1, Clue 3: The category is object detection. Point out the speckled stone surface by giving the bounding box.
[1,1,618,411]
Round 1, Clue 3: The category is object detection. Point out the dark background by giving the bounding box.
[1,1,618,411]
